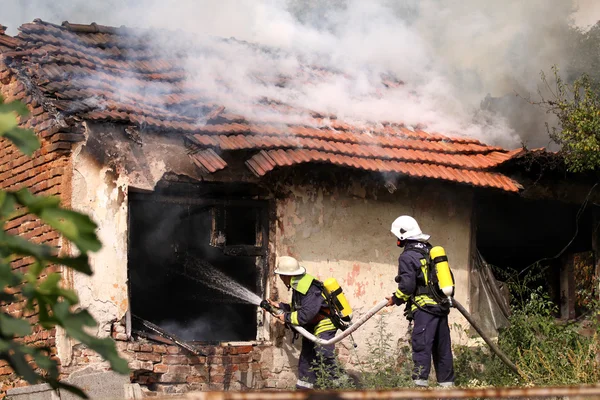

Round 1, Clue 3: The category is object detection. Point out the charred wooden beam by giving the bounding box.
[132,314,206,356]
[222,245,263,257]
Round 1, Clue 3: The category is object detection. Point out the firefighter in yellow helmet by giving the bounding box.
[386,216,455,387]
[266,256,339,390]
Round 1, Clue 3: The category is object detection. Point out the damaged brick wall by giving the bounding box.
[0,63,79,397]
[58,320,270,395]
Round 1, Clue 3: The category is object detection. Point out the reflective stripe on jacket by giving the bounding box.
[394,241,438,311]
[283,274,336,334]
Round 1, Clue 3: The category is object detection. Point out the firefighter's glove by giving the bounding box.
[391,293,405,306]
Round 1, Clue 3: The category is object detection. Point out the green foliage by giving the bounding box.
[574,252,597,312]
[0,96,40,156]
[539,66,600,172]
[311,348,356,390]
[0,96,128,398]
[455,265,600,388]
[355,316,414,389]
[311,315,414,390]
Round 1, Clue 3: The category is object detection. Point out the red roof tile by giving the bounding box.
[190,149,227,174]
[0,19,523,191]
[246,149,520,192]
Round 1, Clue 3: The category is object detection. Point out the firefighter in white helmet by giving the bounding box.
[266,256,340,390]
[386,216,455,387]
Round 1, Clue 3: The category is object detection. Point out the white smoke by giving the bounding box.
[2,0,600,148]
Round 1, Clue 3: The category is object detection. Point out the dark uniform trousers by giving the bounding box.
[411,309,455,385]
[296,330,337,389]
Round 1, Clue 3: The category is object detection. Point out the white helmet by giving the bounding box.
[274,256,306,276]
[391,215,430,241]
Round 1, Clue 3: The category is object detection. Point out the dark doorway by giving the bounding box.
[475,192,595,318]
[127,184,269,342]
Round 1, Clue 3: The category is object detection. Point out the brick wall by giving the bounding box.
[57,320,274,396]
[1,63,291,397]
[0,63,77,397]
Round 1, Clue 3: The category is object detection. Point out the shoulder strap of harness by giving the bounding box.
[408,246,433,295]
[312,279,349,331]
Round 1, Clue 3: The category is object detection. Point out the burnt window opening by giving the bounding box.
[475,192,597,319]
[127,187,269,343]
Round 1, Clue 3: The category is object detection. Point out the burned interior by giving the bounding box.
[127,181,269,342]
[475,191,598,319]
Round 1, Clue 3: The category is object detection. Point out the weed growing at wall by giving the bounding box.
[312,316,414,390]
[355,316,414,389]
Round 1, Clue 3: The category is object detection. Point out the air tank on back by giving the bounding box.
[430,246,454,298]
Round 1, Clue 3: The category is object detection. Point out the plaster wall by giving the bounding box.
[58,122,475,390]
[270,180,474,384]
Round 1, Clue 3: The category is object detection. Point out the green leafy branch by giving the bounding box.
[538,66,600,173]
[0,95,128,398]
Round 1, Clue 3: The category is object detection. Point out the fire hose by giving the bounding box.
[262,297,519,375]
[452,299,519,375]
[289,299,389,346]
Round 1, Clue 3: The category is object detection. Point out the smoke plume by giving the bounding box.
[3,0,600,148]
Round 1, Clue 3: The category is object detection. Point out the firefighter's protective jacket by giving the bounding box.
[393,241,446,312]
[279,274,337,335]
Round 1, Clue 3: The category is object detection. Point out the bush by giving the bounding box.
[454,274,600,388]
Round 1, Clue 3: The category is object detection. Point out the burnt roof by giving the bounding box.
[0,19,523,192]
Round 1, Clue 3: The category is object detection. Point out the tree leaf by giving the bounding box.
[52,302,129,375]
[37,273,63,293]
[0,261,22,288]
[30,347,59,378]
[1,128,40,157]
[5,343,40,384]
[14,189,61,213]
[27,260,46,278]
[0,313,31,336]
[0,190,16,218]
[54,382,89,399]
[0,100,30,117]
[39,208,101,253]
[0,232,54,259]
[0,112,18,133]
[47,254,93,276]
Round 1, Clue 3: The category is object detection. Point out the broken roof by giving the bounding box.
[0,20,523,192]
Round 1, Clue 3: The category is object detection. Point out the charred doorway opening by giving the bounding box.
[127,183,269,342]
[475,192,596,319]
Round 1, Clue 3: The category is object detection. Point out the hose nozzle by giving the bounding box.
[260,299,283,316]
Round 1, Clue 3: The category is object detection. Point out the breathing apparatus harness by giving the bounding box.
[397,242,455,319]
[262,275,354,343]
[312,279,353,332]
